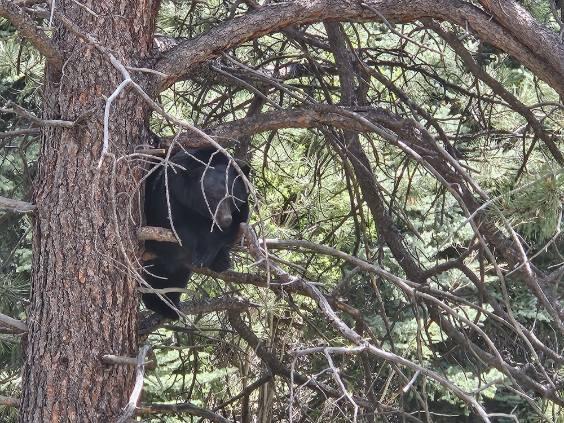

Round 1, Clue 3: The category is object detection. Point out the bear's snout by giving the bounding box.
[215,210,233,229]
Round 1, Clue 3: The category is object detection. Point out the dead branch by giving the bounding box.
[138,402,231,423]
[0,0,62,71]
[139,295,260,335]
[140,219,244,251]
[116,344,151,423]
[101,354,155,370]
[0,312,28,333]
[0,196,35,214]
[152,0,564,96]
[0,395,19,407]
[0,128,41,139]
[0,102,74,129]
[476,0,564,75]
[137,226,177,243]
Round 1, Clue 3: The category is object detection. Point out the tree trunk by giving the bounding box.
[19,2,159,421]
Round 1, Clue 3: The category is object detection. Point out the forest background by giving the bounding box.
[0,0,562,422]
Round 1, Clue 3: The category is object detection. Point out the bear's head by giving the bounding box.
[171,149,250,230]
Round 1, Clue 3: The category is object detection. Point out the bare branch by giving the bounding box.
[163,105,410,148]
[152,0,564,96]
[477,0,564,75]
[139,295,259,335]
[0,128,41,139]
[117,344,151,423]
[101,354,155,369]
[138,402,231,423]
[137,226,177,243]
[0,312,27,333]
[0,102,74,128]
[0,0,62,70]
[0,396,19,407]
[0,196,35,214]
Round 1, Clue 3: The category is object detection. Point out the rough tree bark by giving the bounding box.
[19,1,159,421]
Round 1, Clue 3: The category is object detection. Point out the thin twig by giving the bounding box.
[116,344,151,423]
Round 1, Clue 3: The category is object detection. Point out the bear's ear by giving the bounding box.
[235,160,251,177]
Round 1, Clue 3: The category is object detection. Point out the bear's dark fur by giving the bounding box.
[142,148,250,318]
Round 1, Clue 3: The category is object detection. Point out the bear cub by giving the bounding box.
[143,147,250,319]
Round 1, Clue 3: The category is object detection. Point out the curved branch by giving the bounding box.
[168,105,396,147]
[139,295,259,335]
[478,0,564,76]
[152,0,564,96]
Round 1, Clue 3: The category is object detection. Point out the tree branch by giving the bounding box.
[139,295,259,335]
[429,20,564,165]
[0,128,41,139]
[0,0,62,71]
[0,396,19,407]
[164,105,401,148]
[0,195,36,214]
[101,354,155,369]
[152,0,564,96]
[478,0,564,75]
[0,312,27,333]
[138,402,231,423]
[0,102,75,128]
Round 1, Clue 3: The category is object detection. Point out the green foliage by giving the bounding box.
[501,169,563,244]
[1,1,563,421]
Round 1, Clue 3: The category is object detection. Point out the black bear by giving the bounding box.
[142,147,250,319]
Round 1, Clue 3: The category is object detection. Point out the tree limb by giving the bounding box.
[152,0,564,96]
[138,402,232,423]
[0,396,19,407]
[478,0,564,75]
[0,102,75,128]
[0,312,27,333]
[139,295,260,335]
[0,195,36,214]
[0,0,62,71]
[0,128,41,139]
